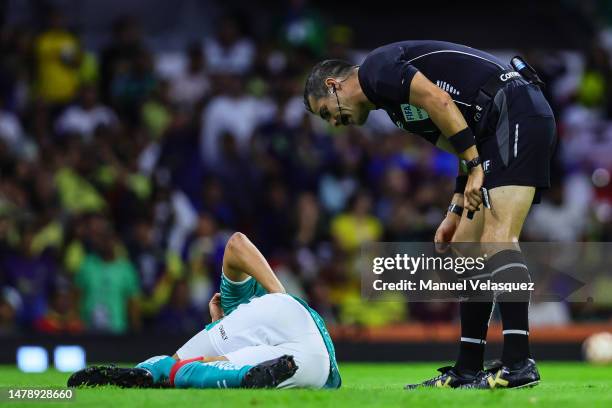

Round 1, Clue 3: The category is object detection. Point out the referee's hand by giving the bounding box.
[434,213,460,253]
[464,165,484,212]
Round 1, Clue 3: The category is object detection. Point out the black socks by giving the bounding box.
[455,300,493,373]
[489,249,532,366]
[455,249,531,371]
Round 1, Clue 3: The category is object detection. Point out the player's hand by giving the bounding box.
[464,165,484,212]
[209,292,224,322]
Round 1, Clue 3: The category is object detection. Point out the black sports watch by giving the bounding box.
[465,156,482,172]
[447,203,464,217]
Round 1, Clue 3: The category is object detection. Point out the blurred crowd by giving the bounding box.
[1,4,611,336]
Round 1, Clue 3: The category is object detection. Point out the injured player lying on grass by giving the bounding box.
[67,232,341,390]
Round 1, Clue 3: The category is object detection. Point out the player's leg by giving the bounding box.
[123,322,226,387]
[68,353,297,389]
[471,185,540,388]
[172,293,327,388]
[133,281,271,386]
[174,326,219,359]
[68,309,240,388]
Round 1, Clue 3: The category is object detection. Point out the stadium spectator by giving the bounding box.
[74,219,141,333]
[34,9,82,107]
[169,43,210,112]
[0,287,21,335]
[154,279,203,333]
[55,84,118,142]
[276,0,327,58]
[141,79,174,141]
[110,47,157,124]
[34,286,84,334]
[330,190,383,252]
[99,16,145,105]
[577,44,612,114]
[1,226,57,327]
[204,14,255,75]
[0,97,30,157]
[0,26,33,113]
[181,213,225,310]
[199,74,276,164]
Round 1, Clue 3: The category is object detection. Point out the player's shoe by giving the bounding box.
[67,365,154,388]
[463,358,540,389]
[404,366,480,389]
[242,355,298,388]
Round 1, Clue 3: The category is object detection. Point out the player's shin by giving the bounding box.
[173,360,252,389]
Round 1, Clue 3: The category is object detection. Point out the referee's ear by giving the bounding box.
[325,78,340,92]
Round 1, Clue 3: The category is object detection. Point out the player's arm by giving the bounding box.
[409,71,483,212]
[222,232,286,294]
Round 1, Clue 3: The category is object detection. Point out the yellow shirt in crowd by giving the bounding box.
[35,29,80,103]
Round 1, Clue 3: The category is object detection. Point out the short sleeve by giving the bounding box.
[359,53,418,105]
[220,273,267,315]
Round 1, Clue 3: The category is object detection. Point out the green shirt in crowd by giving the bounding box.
[75,254,140,333]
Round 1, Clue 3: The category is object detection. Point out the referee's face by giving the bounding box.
[308,90,369,127]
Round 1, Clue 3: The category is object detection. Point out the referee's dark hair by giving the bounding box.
[303,59,355,113]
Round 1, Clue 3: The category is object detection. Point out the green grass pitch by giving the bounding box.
[1,362,611,407]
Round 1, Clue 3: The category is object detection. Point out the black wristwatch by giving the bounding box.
[447,203,464,217]
[465,156,482,172]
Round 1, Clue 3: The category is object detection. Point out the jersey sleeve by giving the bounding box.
[220,272,267,315]
[360,53,419,105]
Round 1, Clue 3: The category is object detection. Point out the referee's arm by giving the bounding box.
[409,71,483,212]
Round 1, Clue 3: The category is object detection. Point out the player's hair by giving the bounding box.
[303,59,355,113]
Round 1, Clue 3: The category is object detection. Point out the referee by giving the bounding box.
[303,41,556,389]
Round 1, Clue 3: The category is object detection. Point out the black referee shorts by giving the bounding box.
[476,81,557,204]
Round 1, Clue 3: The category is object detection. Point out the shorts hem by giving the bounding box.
[484,179,549,190]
